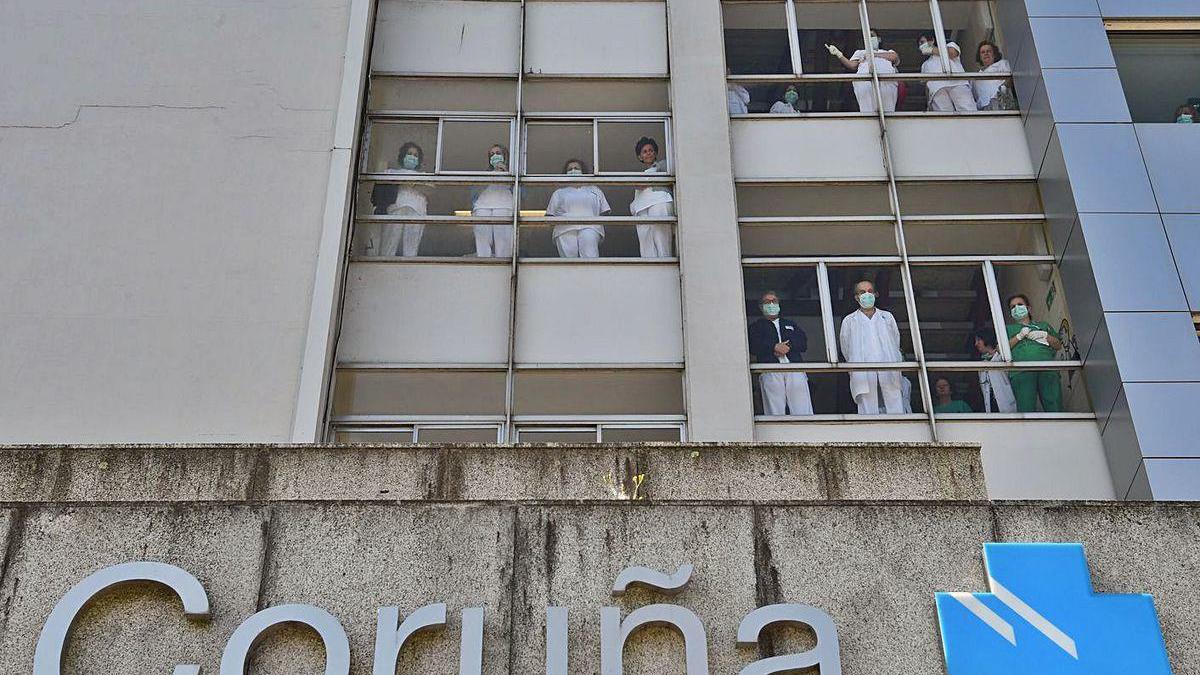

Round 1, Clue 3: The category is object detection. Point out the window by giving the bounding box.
[1110,30,1200,123]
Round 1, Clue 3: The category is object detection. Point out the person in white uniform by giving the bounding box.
[378,141,430,257]
[727,68,751,114]
[839,279,907,415]
[974,40,1013,110]
[630,137,674,258]
[974,329,1017,413]
[471,143,514,258]
[749,291,813,416]
[827,30,900,113]
[546,158,610,258]
[770,85,801,114]
[919,33,977,112]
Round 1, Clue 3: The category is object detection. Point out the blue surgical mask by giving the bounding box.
[762,302,780,317]
[1011,304,1030,320]
[402,154,419,170]
[1178,115,1195,124]
[869,36,881,50]
[490,153,506,167]
[858,292,876,309]
[784,90,799,105]
[567,168,583,175]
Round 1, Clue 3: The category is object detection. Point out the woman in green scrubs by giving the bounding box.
[1005,294,1064,412]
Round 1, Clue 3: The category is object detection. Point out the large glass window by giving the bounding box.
[1110,30,1200,123]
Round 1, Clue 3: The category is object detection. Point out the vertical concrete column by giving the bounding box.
[665,0,755,441]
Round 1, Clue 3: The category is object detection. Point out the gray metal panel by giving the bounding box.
[1058,220,1102,358]
[1163,215,1200,312]
[1023,75,1053,171]
[1026,0,1100,16]
[1099,0,1200,17]
[1124,461,1152,500]
[1125,382,1200,459]
[1037,129,1079,255]
[1106,311,1200,382]
[1056,124,1158,213]
[1135,124,1200,214]
[1077,214,1189,312]
[1028,17,1116,68]
[1041,69,1131,122]
[1082,314,1122,425]
[1143,459,1200,500]
[1011,21,1043,110]
[1099,386,1143,502]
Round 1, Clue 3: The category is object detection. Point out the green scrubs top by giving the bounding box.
[934,400,973,413]
[1006,321,1058,361]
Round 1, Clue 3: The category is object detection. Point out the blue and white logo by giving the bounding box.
[936,543,1172,674]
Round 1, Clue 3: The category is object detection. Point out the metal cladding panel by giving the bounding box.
[730,118,886,180]
[1029,17,1116,68]
[1041,69,1132,122]
[1106,312,1200,382]
[1058,224,1102,357]
[1135,124,1200,214]
[1024,75,1054,172]
[1163,215,1200,311]
[888,116,1035,179]
[371,0,522,74]
[337,263,511,364]
[523,1,668,75]
[1077,214,1189,312]
[1099,0,1200,17]
[1055,124,1158,213]
[1101,387,1145,500]
[1025,0,1101,16]
[1143,459,1200,500]
[1083,315,1122,425]
[1125,383,1200,459]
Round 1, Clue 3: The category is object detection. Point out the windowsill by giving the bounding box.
[754,413,1096,423]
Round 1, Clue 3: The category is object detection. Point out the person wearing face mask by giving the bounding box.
[1175,104,1197,124]
[827,31,900,113]
[1005,293,1064,412]
[629,137,674,258]
[546,158,610,258]
[376,141,430,257]
[748,291,813,416]
[919,33,977,112]
[839,279,907,415]
[770,85,801,114]
[727,68,751,115]
[974,328,1017,413]
[974,40,1013,110]
[471,144,515,258]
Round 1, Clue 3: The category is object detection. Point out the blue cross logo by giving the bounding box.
[936,543,1172,674]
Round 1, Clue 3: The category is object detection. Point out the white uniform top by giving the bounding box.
[850,49,898,76]
[772,318,790,364]
[727,83,750,114]
[979,351,1018,413]
[472,184,513,212]
[385,167,428,214]
[839,308,903,399]
[546,185,610,238]
[974,58,1012,109]
[630,161,673,215]
[769,101,798,114]
[921,41,968,95]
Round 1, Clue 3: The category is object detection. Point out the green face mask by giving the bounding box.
[857,292,876,309]
[762,302,780,317]
[784,90,799,105]
[402,154,420,170]
[567,168,583,175]
[1178,115,1195,124]
[1010,304,1030,320]
[490,153,506,167]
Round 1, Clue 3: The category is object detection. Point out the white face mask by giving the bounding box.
[869,36,881,50]
[567,168,583,175]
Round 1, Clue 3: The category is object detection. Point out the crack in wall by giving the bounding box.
[2,104,227,130]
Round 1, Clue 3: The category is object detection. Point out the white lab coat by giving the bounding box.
[979,351,1018,413]
[770,101,798,114]
[727,83,750,114]
[922,42,977,112]
[850,49,899,113]
[546,185,610,238]
[472,184,514,258]
[839,308,906,414]
[974,58,1012,109]
[631,161,674,258]
[381,167,429,257]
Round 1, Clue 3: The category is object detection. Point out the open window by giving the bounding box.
[1110,29,1200,123]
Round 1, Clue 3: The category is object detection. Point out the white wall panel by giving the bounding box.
[730,118,887,180]
[515,264,683,363]
[524,2,668,75]
[338,263,511,364]
[888,116,1035,179]
[372,0,522,74]
[754,422,933,443]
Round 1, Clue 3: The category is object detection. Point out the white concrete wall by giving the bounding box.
[0,0,352,442]
[524,1,668,76]
[888,116,1035,179]
[730,118,887,180]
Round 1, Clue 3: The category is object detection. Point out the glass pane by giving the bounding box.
[742,267,829,364]
[939,1,1014,110]
[740,81,865,114]
[601,427,683,442]
[367,77,518,113]
[897,181,1042,216]
[597,121,670,173]
[524,123,594,175]
[910,265,991,362]
[417,427,501,443]
[522,79,670,113]
[866,1,935,75]
[740,222,898,257]
[440,120,513,172]
[928,368,1091,414]
[520,184,636,217]
[828,265,914,360]
[518,221,673,259]
[353,221,515,259]
[334,429,414,443]
[737,184,893,217]
[794,0,866,75]
[363,121,437,174]
[357,181,516,217]
[513,370,684,415]
[332,370,507,416]
[517,430,598,443]
[1110,34,1200,123]
[993,263,1082,361]
[754,370,923,415]
[723,1,794,75]
[903,220,1049,256]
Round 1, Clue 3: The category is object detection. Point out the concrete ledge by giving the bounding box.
[0,443,985,503]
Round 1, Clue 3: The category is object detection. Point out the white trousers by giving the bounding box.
[380,205,424,257]
[473,208,513,258]
[929,84,978,112]
[853,371,906,415]
[854,81,898,113]
[555,229,602,258]
[760,372,814,416]
[635,202,674,258]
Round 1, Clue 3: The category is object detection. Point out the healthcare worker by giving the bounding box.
[827,30,900,113]
[974,329,1017,413]
[770,84,801,114]
[471,144,514,258]
[839,279,907,414]
[1006,293,1064,412]
[932,377,972,413]
[546,158,610,258]
[1175,104,1197,123]
[727,69,751,114]
[378,141,430,257]
[749,291,813,416]
[919,33,977,112]
[974,40,1013,110]
[629,137,674,258]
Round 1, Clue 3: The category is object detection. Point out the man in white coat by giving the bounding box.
[839,279,907,414]
[974,329,1017,413]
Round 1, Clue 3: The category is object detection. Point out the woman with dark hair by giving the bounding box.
[975,40,1013,110]
[376,141,429,257]
[471,143,514,258]
[919,32,977,112]
[1006,293,1064,412]
[629,137,674,258]
[770,84,801,114]
[1175,104,1197,123]
[545,158,610,258]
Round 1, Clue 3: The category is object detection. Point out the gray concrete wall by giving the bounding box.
[0,0,352,443]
